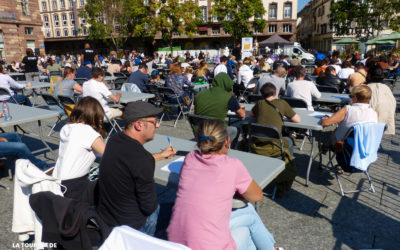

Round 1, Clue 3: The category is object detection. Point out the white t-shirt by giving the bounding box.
[338,68,355,79]
[213,64,227,77]
[82,79,112,116]
[53,123,101,180]
[287,80,322,111]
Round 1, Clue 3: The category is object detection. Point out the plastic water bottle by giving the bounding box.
[2,101,12,121]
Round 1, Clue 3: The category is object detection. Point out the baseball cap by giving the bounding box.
[123,101,163,126]
[151,70,160,77]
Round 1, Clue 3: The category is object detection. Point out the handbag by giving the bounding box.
[170,75,191,106]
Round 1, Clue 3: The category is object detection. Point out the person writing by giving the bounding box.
[168,119,278,250]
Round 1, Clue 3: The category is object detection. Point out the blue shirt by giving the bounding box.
[128,70,151,92]
[75,66,92,80]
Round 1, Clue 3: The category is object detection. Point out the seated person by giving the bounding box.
[82,67,122,119]
[195,72,245,142]
[287,66,321,110]
[388,53,400,78]
[338,61,355,79]
[367,66,396,135]
[165,64,194,103]
[75,61,93,80]
[52,97,106,202]
[53,67,83,98]
[98,102,175,236]
[107,57,121,76]
[150,70,163,86]
[236,58,255,95]
[0,65,32,106]
[168,119,278,250]
[254,64,287,97]
[316,66,341,91]
[347,62,367,90]
[46,58,62,74]
[120,61,133,76]
[320,85,378,173]
[128,63,151,92]
[0,121,49,171]
[250,83,301,156]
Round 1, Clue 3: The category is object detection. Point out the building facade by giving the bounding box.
[0,0,45,62]
[296,0,313,49]
[40,0,297,54]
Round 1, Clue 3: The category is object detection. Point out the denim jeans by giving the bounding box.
[0,133,48,171]
[8,94,32,106]
[230,203,275,250]
[139,205,160,236]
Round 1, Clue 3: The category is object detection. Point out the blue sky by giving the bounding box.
[298,0,310,11]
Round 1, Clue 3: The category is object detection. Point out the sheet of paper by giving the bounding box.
[309,112,331,118]
[161,156,185,174]
[332,95,350,100]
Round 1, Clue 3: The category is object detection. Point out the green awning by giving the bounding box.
[333,38,359,45]
[378,32,400,41]
[366,36,384,45]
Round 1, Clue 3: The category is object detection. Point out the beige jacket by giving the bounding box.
[368,83,396,134]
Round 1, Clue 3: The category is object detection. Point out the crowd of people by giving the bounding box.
[0,42,398,249]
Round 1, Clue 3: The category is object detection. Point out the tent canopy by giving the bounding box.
[378,32,400,41]
[259,34,293,47]
[333,38,359,45]
[366,36,384,45]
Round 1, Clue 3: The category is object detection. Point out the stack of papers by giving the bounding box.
[161,156,185,174]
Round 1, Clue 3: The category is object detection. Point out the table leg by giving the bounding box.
[0,181,10,190]
[305,131,315,187]
[38,120,56,158]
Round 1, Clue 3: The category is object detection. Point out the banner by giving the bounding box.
[241,37,253,59]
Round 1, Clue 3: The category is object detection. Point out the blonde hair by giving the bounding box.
[196,61,208,77]
[196,120,228,154]
[170,64,182,75]
[351,85,372,103]
[184,66,193,76]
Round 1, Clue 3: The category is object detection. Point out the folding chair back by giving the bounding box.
[74,78,88,85]
[105,72,112,77]
[113,77,128,89]
[0,87,19,104]
[113,72,126,78]
[10,74,26,81]
[238,78,258,103]
[57,95,75,116]
[146,84,162,104]
[187,114,215,137]
[280,96,308,109]
[317,85,339,93]
[247,94,262,103]
[157,87,186,127]
[41,94,66,135]
[242,122,285,160]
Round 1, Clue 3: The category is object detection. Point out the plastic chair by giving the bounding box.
[57,95,75,116]
[238,78,258,103]
[113,72,126,78]
[157,87,189,127]
[280,96,308,109]
[317,85,339,93]
[113,77,128,90]
[146,84,162,106]
[0,87,19,104]
[41,94,66,136]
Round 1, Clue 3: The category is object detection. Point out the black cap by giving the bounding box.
[124,101,162,126]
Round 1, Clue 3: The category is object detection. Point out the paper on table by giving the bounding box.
[309,112,331,118]
[332,95,351,99]
[161,156,185,174]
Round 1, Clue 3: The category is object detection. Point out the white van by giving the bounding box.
[283,43,314,64]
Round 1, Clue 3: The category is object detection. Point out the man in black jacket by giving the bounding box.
[316,66,341,91]
[98,101,175,236]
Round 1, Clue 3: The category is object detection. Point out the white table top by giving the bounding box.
[110,90,154,104]
[144,134,285,189]
[314,92,351,104]
[104,76,117,82]
[192,83,209,90]
[9,72,25,76]
[0,103,59,128]
[18,81,54,90]
[240,104,326,131]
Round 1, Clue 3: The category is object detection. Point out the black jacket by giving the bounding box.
[316,75,341,90]
[30,191,111,250]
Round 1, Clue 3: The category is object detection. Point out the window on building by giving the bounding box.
[42,1,47,10]
[52,0,57,10]
[255,13,262,19]
[64,29,69,36]
[212,28,220,35]
[212,15,218,22]
[70,13,75,25]
[268,24,277,33]
[46,30,51,37]
[199,30,207,35]
[43,16,49,27]
[54,14,59,26]
[201,7,207,22]
[26,40,35,51]
[83,28,88,35]
[72,29,77,36]
[80,0,84,6]
[0,31,5,59]
[25,27,34,35]
[269,4,277,19]
[62,14,67,25]
[283,24,292,32]
[284,3,292,18]
[56,30,61,37]
[60,0,65,8]
[225,13,232,21]
[81,17,86,24]
[69,0,74,7]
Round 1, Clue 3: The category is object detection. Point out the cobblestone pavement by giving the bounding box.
[0,83,399,250]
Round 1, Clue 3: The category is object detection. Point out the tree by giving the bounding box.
[153,0,202,54]
[80,0,156,50]
[329,0,400,39]
[211,0,266,42]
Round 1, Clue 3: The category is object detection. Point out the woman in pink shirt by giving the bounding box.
[167,120,277,250]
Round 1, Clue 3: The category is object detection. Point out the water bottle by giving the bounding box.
[2,101,12,121]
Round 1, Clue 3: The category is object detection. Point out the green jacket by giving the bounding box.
[195,73,234,123]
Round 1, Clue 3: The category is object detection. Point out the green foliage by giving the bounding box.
[330,0,400,38]
[211,0,266,42]
[154,0,202,52]
[81,0,156,49]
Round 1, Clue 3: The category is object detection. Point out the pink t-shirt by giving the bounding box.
[167,151,252,250]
